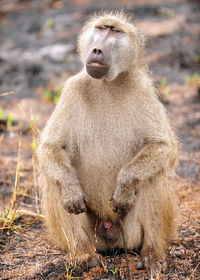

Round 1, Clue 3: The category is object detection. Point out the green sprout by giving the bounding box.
[185,72,199,84]
[0,108,4,120]
[44,18,54,29]
[110,265,118,276]
[30,141,36,152]
[7,113,13,127]
[158,7,175,17]
[195,53,200,63]
[64,263,81,279]
[0,208,21,231]
[159,76,170,102]
[43,86,62,104]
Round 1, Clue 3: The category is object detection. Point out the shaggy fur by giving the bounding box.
[38,11,178,273]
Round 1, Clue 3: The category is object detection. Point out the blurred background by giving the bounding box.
[0,0,200,279]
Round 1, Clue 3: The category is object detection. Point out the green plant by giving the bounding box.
[0,108,4,120]
[195,53,200,63]
[30,141,36,152]
[64,262,81,279]
[1,134,22,231]
[158,7,175,17]
[0,109,14,127]
[0,208,21,231]
[158,76,170,101]
[110,265,118,276]
[44,18,54,28]
[43,86,62,104]
[185,72,199,84]
[7,113,13,127]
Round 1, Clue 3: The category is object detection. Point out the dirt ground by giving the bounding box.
[0,0,200,279]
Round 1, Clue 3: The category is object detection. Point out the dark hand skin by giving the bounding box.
[109,168,137,214]
[109,183,135,214]
[61,184,88,214]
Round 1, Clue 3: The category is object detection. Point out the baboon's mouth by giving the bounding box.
[87,62,107,67]
[86,62,109,79]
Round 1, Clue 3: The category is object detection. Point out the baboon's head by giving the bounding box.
[78,12,145,81]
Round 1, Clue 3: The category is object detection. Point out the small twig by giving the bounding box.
[81,226,96,252]
[188,261,200,279]
[94,219,98,244]
[81,226,108,272]
[29,108,41,136]
[0,91,15,97]
[16,209,44,218]
[61,226,71,257]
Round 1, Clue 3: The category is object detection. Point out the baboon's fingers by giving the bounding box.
[113,199,132,214]
[108,193,113,201]
[113,201,123,213]
[77,201,87,213]
[83,195,88,204]
[113,204,118,213]
[66,204,75,213]
[73,200,86,214]
[63,197,87,214]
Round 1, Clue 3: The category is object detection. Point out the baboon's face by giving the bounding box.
[83,25,134,81]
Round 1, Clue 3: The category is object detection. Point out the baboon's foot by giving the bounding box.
[76,253,99,269]
[137,257,164,278]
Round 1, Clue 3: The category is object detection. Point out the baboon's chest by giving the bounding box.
[72,103,142,168]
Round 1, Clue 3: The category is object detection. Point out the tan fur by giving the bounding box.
[38,11,178,271]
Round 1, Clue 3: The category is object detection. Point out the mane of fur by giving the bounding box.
[81,11,136,36]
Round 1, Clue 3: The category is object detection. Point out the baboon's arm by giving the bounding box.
[38,87,88,214]
[39,142,88,214]
[110,141,177,214]
[38,142,78,186]
[117,141,177,185]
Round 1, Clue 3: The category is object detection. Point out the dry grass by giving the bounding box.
[0,133,22,231]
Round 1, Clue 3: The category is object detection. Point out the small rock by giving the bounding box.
[136,261,143,270]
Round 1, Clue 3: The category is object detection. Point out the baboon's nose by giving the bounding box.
[92,48,103,55]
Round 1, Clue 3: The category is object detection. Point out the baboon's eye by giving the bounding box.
[97,25,107,30]
[97,25,121,33]
[110,26,120,32]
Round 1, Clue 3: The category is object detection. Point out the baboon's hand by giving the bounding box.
[62,185,88,214]
[116,167,138,186]
[109,183,135,215]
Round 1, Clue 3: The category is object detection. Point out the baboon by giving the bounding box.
[38,11,178,276]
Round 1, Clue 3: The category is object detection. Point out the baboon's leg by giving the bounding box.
[140,178,177,258]
[41,177,96,260]
[117,205,142,251]
[120,176,177,274]
[40,175,108,266]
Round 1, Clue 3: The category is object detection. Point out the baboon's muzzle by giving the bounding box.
[86,35,111,79]
[86,62,109,79]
